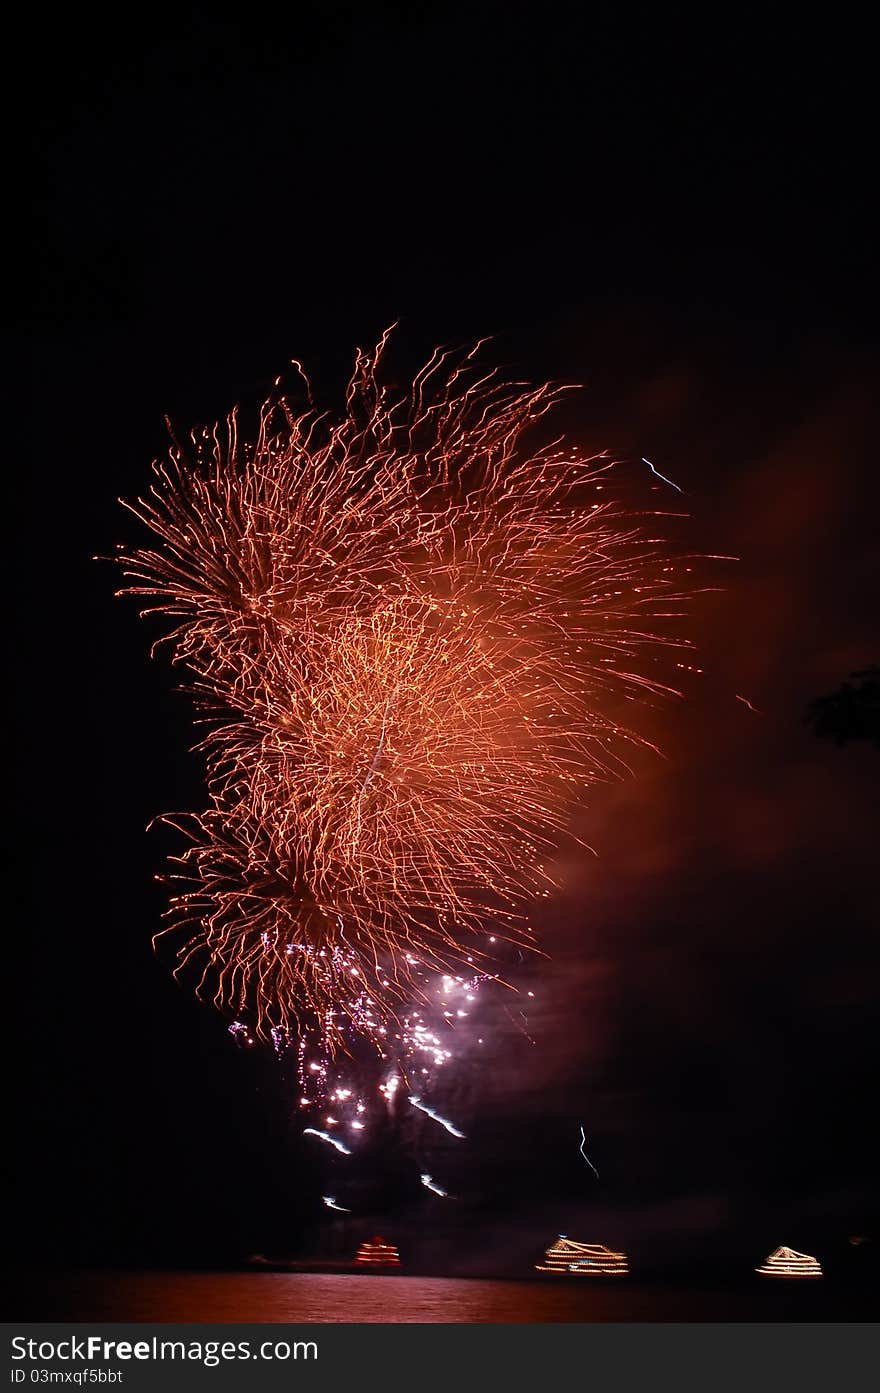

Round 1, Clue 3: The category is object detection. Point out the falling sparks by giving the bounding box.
[408,1095,466,1139]
[116,333,697,1062]
[227,1021,254,1046]
[579,1124,599,1178]
[291,966,494,1158]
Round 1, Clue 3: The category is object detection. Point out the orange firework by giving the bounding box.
[117,334,692,1051]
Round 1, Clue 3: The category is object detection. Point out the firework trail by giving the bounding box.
[420,1173,450,1198]
[579,1124,599,1178]
[117,333,696,1090]
[641,456,683,493]
[303,1128,352,1156]
[735,692,762,714]
[408,1095,467,1139]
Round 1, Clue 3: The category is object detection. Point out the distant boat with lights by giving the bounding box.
[247,1254,358,1273]
[535,1236,630,1277]
[355,1236,401,1268]
[756,1246,822,1278]
[247,1236,402,1274]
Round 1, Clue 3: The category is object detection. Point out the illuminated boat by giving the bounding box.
[756,1246,822,1278]
[536,1235,629,1277]
[355,1236,401,1268]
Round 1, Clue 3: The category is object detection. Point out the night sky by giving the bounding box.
[12,5,878,1276]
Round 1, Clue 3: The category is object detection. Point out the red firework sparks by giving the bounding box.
[116,334,695,1052]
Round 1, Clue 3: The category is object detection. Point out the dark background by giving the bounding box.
[11,3,878,1278]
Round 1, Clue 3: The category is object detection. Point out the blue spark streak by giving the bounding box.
[579,1124,599,1178]
[642,457,683,493]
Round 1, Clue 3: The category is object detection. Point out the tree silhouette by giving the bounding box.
[808,667,880,749]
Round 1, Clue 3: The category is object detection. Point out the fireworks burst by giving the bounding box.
[117,332,694,1077]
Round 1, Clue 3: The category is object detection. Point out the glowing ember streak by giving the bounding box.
[322,1195,351,1212]
[579,1124,599,1178]
[420,1173,449,1197]
[642,456,683,493]
[408,1095,465,1138]
[303,1128,352,1155]
[735,692,762,714]
[117,333,697,1055]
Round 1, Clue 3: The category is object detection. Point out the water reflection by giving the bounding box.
[19,1271,844,1323]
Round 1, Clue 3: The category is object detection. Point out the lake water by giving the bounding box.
[11,1271,874,1322]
